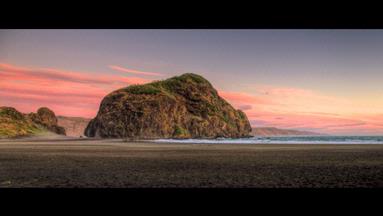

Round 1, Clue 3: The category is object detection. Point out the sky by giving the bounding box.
[1,29,383,135]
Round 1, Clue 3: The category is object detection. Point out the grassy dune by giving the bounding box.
[0,107,44,138]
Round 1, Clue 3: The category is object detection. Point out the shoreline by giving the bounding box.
[2,136,383,146]
[1,137,383,145]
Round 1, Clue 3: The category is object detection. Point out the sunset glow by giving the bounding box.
[1,30,383,135]
[0,62,151,118]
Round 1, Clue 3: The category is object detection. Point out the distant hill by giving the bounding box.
[57,116,91,137]
[251,127,322,136]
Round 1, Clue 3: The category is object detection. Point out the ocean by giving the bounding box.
[154,136,383,144]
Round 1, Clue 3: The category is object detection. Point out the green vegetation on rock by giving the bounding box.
[126,84,161,95]
[28,107,66,135]
[173,125,190,138]
[85,73,252,139]
[122,73,214,99]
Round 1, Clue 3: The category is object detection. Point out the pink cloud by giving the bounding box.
[109,65,163,76]
[218,91,273,105]
[219,87,383,135]
[244,110,374,134]
[0,63,150,85]
[0,62,152,118]
[238,104,252,111]
[2,62,382,135]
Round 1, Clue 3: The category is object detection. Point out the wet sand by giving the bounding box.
[1,138,383,188]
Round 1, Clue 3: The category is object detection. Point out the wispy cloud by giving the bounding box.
[238,104,253,111]
[218,90,274,105]
[219,86,383,135]
[0,62,151,118]
[3,61,383,135]
[0,63,150,85]
[109,65,163,76]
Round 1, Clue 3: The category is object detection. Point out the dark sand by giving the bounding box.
[1,138,383,188]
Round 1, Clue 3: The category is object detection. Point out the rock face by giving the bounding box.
[85,73,252,139]
[0,106,66,138]
[28,107,66,135]
[57,116,91,137]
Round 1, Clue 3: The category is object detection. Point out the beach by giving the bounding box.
[1,138,383,188]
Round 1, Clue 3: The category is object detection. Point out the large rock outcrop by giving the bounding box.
[28,107,66,135]
[85,73,252,139]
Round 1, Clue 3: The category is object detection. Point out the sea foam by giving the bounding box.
[153,136,383,144]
